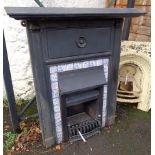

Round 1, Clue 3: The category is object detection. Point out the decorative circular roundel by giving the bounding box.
[76,36,87,48]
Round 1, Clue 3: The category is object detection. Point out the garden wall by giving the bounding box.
[115,0,151,41]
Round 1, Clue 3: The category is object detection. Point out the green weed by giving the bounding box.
[4,131,17,151]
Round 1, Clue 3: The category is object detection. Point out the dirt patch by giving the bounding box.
[3,104,151,155]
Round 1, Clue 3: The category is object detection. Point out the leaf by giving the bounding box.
[19,121,27,130]
[35,127,41,134]
[116,129,120,133]
[55,144,61,151]
[7,151,13,155]
[4,125,10,129]
[17,142,23,148]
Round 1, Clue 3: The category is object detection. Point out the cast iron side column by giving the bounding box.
[106,19,123,126]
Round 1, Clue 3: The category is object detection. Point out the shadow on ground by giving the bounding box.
[3,103,151,155]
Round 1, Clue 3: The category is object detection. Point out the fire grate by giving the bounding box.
[67,113,101,142]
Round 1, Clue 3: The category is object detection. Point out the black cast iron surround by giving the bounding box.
[5,7,145,147]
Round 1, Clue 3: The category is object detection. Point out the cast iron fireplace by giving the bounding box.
[50,58,109,143]
[5,7,144,147]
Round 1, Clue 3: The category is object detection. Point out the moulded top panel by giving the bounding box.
[5,7,145,20]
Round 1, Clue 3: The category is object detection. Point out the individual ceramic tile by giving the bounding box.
[66,63,74,71]
[53,98,60,106]
[54,112,61,119]
[104,66,108,72]
[56,134,61,139]
[103,106,107,110]
[105,73,108,80]
[73,62,83,70]
[50,66,57,74]
[103,97,107,102]
[53,105,60,113]
[51,73,58,82]
[88,60,96,67]
[53,103,60,111]
[102,119,106,127]
[82,61,89,68]
[102,107,107,113]
[55,117,62,123]
[61,64,67,72]
[102,112,107,118]
[96,59,103,66]
[103,93,107,97]
[103,91,107,95]
[55,121,62,127]
[103,59,109,65]
[52,89,59,99]
[102,101,106,106]
[57,64,68,72]
[57,133,62,139]
[103,99,107,103]
[56,131,62,139]
[56,128,63,134]
[51,82,59,91]
[57,136,63,143]
[102,106,107,112]
[104,85,108,90]
[57,64,64,72]
[55,124,60,129]
[56,125,62,131]
[93,60,97,66]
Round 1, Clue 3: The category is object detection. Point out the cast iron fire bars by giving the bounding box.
[5,7,145,147]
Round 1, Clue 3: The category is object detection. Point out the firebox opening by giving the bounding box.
[64,89,101,141]
[118,81,133,92]
[67,99,98,120]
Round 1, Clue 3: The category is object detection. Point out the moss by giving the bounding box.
[17,99,38,117]
[126,104,151,121]
[3,98,38,117]
[103,103,151,138]
[3,98,28,107]
[3,99,8,107]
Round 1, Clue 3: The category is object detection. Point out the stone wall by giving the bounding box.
[115,0,151,41]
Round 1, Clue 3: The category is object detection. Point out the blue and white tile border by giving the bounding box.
[49,58,109,143]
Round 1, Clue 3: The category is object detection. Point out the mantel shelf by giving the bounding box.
[5,7,145,20]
